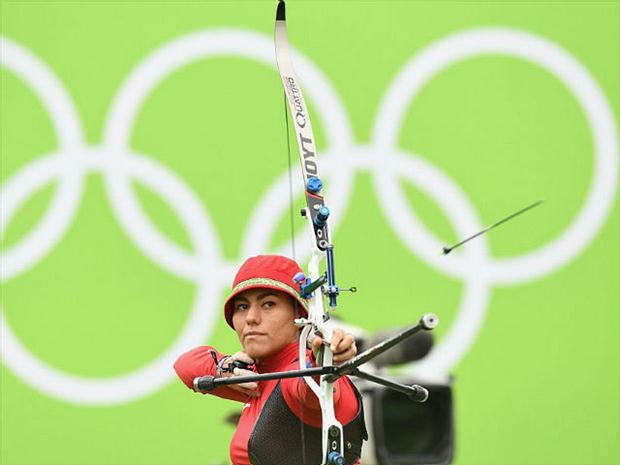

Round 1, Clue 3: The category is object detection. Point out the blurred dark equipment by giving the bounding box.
[364,379,454,465]
[224,411,242,426]
[357,329,434,368]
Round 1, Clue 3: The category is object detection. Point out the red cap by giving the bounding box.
[224,255,309,328]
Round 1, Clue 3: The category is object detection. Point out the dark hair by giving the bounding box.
[289,295,303,318]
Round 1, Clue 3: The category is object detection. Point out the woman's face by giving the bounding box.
[231,288,299,361]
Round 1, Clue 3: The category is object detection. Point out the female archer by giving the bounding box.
[174,254,367,465]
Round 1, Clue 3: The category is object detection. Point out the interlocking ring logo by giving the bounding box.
[1,27,617,405]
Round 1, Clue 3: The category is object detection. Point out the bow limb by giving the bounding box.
[274,1,344,464]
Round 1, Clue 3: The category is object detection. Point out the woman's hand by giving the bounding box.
[312,328,357,364]
[219,351,260,397]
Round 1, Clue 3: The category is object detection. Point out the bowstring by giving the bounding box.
[282,90,308,463]
[283,94,297,261]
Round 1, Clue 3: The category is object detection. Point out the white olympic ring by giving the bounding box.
[373,28,619,285]
[1,26,617,404]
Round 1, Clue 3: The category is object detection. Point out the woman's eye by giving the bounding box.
[262,300,276,309]
[235,303,248,311]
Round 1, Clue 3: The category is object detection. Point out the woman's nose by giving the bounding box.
[245,303,261,324]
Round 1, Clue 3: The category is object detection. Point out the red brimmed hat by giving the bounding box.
[224,255,309,328]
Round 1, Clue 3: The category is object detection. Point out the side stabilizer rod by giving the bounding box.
[194,366,335,392]
[351,368,428,402]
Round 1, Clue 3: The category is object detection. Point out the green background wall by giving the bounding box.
[1,1,618,464]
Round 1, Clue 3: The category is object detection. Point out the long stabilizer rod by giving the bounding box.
[325,314,438,381]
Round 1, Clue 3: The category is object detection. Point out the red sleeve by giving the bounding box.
[173,346,249,403]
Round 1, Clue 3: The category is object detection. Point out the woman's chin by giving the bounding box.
[243,338,296,362]
[245,345,280,362]
[243,344,266,360]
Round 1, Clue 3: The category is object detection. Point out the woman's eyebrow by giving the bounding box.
[257,292,277,300]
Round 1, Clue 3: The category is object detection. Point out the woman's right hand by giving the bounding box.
[219,351,260,397]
